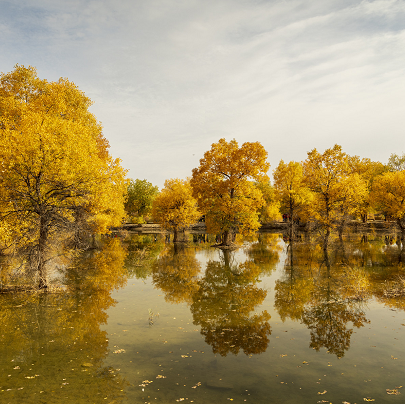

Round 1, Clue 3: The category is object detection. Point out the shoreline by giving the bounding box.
[117,220,398,234]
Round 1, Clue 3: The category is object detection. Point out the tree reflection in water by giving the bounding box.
[275,235,371,358]
[152,243,201,304]
[191,250,271,356]
[152,244,272,356]
[0,238,129,403]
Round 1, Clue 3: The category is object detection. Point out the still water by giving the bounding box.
[1,232,404,403]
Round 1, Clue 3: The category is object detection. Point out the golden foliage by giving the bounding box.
[302,145,368,230]
[152,178,200,241]
[273,160,313,221]
[191,138,269,242]
[371,170,405,222]
[0,65,127,262]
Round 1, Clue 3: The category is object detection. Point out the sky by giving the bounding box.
[1,0,405,188]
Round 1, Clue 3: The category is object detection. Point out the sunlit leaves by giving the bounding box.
[273,160,313,225]
[191,138,269,244]
[371,170,405,229]
[302,145,368,235]
[152,179,200,242]
[0,65,127,285]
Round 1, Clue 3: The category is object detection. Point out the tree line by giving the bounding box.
[128,140,405,247]
[1,65,404,287]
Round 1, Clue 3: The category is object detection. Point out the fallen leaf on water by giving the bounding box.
[113,349,126,354]
[317,390,327,395]
[363,398,375,402]
[386,389,401,395]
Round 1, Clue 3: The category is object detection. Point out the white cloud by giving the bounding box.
[1,0,405,187]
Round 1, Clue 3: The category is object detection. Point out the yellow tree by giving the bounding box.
[190,138,269,246]
[152,178,200,242]
[348,156,388,222]
[254,180,280,223]
[0,65,128,288]
[273,160,313,237]
[302,145,367,245]
[370,170,405,240]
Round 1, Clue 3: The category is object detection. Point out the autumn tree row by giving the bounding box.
[129,141,405,247]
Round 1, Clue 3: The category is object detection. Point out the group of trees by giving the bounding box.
[138,139,405,249]
[147,139,272,247]
[274,145,405,245]
[0,65,128,288]
[2,64,405,287]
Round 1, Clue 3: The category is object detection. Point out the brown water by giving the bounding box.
[1,233,404,403]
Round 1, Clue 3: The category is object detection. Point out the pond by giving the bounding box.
[1,232,404,403]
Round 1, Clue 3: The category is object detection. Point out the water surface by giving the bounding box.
[1,233,404,403]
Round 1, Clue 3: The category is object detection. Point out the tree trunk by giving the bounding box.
[323,227,330,253]
[289,205,294,241]
[221,230,233,246]
[38,216,48,289]
[173,227,178,243]
[397,218,405,245]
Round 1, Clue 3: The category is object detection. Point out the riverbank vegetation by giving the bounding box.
[0,65,128,288]
[2,64,405,290]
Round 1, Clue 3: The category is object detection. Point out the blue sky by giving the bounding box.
[1,0,405,188]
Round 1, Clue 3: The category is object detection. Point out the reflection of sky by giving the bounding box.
[1,0,405,188]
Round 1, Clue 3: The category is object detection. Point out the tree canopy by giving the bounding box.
[273,160,313,236]
[371,170,405,238]
[125,179,159,223]
[0,65,127,287]
[302,144,368,243]
[152,178,200,242]
[190,138,269,245]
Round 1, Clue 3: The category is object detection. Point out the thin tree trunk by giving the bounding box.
[289,205,294,241]
[38,216,48,289]
[323,227,330,253]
